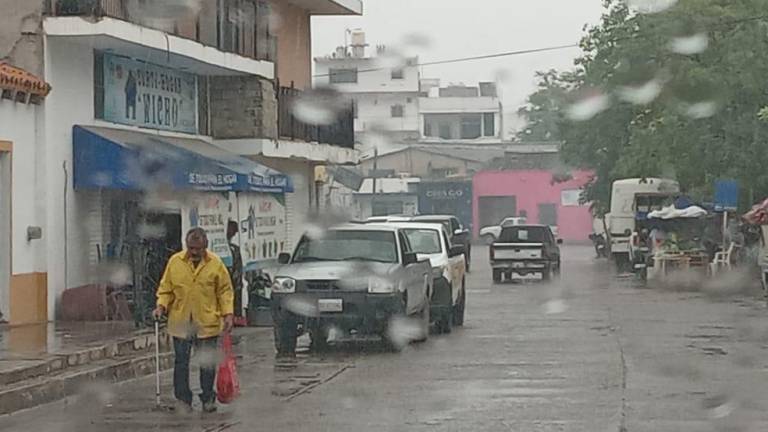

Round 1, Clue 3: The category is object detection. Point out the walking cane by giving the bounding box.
[154,319,161,409]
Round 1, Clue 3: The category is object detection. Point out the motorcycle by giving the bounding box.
[245,270,274,326]
[589,233,608,258]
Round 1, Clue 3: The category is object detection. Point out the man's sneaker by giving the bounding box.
[202,401,217,413]
[173,400,193,415]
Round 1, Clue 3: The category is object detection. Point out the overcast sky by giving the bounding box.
[311,0,605,136]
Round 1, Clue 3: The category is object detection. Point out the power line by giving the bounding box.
[312,13,768,79]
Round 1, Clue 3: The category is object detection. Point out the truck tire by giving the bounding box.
[453,281,466,326]
[310,328,330,352]
[483,234,495,245]
[273,319,297,356]
[542,265,552,281]
[437,288,453,334]
[415,304,430,342]
[492,269,503,284]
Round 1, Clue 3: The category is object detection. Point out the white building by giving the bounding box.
[314,31,422,147]
[0,0,361,325]
[419,80,504,144]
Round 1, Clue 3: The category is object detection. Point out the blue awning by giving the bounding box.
[73,126,293,193]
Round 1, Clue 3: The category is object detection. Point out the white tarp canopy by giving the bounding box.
[647,205,708,220]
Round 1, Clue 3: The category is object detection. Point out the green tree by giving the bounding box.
[521,0,768,212]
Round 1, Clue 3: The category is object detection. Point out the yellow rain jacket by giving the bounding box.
[156,250,234,339]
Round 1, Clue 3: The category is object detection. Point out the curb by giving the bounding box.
[0,331,171,387]
[0,351,175,416]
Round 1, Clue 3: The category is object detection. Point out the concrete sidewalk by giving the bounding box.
[0,321,173,415]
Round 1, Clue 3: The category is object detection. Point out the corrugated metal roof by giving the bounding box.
[357,177,421,194]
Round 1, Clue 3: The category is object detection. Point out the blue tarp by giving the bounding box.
[73,126,293,193]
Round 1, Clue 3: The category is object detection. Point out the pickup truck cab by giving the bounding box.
[480,216,528,244]
[390,222,467,333]
[490,224,562,283]
[271,224,433,355]
[410,215,472,272]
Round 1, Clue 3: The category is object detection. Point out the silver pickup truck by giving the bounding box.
[270,224,433,355]
[490,224,562,283]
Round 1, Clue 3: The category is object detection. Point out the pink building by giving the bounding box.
[473,170,595,242]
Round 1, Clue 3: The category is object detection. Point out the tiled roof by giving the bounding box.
[0,63,51,98]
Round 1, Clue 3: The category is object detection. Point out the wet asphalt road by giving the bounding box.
[3,245,768,431]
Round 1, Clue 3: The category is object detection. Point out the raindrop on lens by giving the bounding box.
[617,79,663,105]
[669,33,708,55]
[626,0,678,14]
[566,93,610,121]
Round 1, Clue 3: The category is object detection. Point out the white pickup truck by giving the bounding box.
[479,217,528,244]
[270,224,433,355]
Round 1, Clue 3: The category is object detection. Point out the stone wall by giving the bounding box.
[0,0,45,77]
[209,75,278,140]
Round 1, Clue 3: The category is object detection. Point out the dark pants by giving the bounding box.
[173,336,218,405]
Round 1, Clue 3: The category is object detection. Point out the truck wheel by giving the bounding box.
[492,269,502,284]
[310,328,330,352]
[437,291,453,334]
[415,305,430,342]
[453,282,466,326]
[483,234,495,245]
[542,266,552,281]
[273,319,297,356]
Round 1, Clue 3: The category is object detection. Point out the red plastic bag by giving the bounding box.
[216,333,240,404]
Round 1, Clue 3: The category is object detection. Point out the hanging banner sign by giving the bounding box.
[102,53,197,134]
[238,194,287,271]
[183,193,235,266]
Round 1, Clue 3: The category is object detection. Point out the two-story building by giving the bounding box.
[0,0,361,325]
[314,30,421,148]
[419,80,504,144]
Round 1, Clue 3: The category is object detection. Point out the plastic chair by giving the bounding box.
[710,242,735,276]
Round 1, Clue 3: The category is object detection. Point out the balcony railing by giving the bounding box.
[278,85,355,149]
[47,0,277,62]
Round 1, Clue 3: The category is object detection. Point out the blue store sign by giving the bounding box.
[102,53,198,134]
[714,179,739,212]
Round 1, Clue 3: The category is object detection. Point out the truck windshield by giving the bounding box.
[499,226,549,243]
[402,229,442,254]
[293,230,398,263]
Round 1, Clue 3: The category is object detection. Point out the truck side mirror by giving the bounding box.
[449,245,465,257]
[278,253,291,264]
[557,239,564,245]
[403,252,418,266]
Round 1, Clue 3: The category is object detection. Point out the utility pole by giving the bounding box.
[371,147,378,216]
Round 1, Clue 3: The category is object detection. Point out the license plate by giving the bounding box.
[318,299,343,313]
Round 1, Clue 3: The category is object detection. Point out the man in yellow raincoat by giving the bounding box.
[153,227,234,413]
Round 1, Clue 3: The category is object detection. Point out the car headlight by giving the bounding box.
[368,276,397,294]
[272,277,296,293]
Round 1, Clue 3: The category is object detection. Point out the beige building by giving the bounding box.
[358,146,501,179]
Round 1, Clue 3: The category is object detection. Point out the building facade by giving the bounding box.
[0,0,361,324]
[419,81,504,144]
[315,31,422,147]
[472,170,595,242]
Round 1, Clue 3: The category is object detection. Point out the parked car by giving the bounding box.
[490,224,562,283]
[271,224,433,355]
[479,216,528,244]
[365,215,413,223]
[410,215,473,272]
[390,222,467,333]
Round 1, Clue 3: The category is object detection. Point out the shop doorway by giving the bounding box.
[0,148,10,322]
[538,203,558,227]
[478,196,517,229]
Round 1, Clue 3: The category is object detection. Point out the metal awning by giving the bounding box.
[73,126,293,193]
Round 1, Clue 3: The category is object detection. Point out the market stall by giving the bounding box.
[643,205,710,281]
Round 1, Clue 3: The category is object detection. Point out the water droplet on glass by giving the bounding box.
[617,79,663,105]
[683,101,718,119]
[703,394,736,419]
[291,88,349,126]
[669,33,708,55]
[283,296,319,317]
[401,33,432,49]
[138,223,167,239]
[626,0,678,14]
[386,316,424,349]
[543,299,568,314]
[566,93,610,121]
[374,49,410,71]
